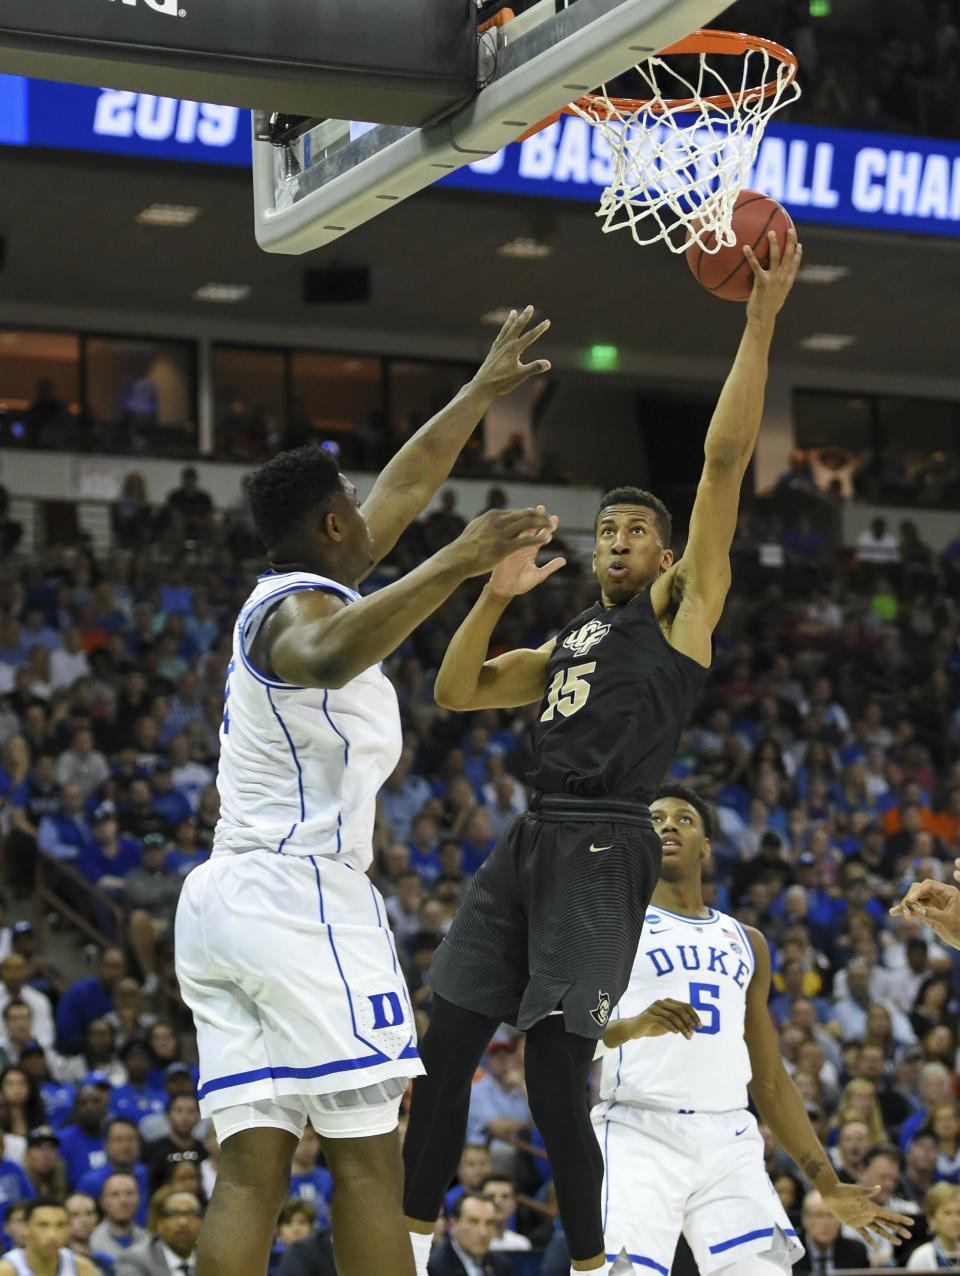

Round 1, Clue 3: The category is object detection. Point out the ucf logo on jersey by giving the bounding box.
[563,619,611,658]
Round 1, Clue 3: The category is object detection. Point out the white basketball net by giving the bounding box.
[569,40,801,253]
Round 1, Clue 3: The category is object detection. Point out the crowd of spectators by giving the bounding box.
[728,0,960,139]
[0,475,956,1268]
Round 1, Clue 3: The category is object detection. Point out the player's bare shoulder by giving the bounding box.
[250,588,347,682]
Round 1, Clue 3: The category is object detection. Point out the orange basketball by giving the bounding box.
[685,190,795,302]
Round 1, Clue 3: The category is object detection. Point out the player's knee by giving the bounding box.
[322,1130,403,1190]
[217,1127,297,1192]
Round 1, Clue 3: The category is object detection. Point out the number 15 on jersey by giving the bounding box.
[540,661,596,722]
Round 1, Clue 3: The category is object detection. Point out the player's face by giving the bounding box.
[650,797,709,882]
[26,1206,69,1259]
[593,505,672,605]
[329,475,373,576]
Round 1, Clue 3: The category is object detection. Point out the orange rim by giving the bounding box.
[517,30,798,139]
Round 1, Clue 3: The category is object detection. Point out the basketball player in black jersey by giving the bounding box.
[403,230,803,1276]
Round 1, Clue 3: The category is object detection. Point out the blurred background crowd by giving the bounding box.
[0,467,955,1271]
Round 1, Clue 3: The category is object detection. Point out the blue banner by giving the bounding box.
[442,116,960,237]
[1,74,959,237]
[5,75,251,165]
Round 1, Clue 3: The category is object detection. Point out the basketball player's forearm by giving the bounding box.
[300,548,472,685]
[373,381,493,512]
[434,585,510,708]
[702,316,775,476]
[750,1075,839,1194]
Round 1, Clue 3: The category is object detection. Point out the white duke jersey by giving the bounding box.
[214,571,402,871]
[600,906,757,1113]
[3,1250,78,1276]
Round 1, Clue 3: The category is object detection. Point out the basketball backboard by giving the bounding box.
[252,0,728,255]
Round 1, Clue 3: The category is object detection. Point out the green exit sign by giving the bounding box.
[810,0,831,14]
[586,344,619,371]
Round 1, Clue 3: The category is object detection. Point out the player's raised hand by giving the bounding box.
[471,306,551,398]
[820,1183,915,1249]
[451,506,556,577]
[489,505,565,599]
[890,878,960,950]
[743,227,802,323]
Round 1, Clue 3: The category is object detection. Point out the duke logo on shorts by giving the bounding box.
[175,571,424,1127]
[594,906,804,1274]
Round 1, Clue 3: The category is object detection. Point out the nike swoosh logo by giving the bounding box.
[589,843,613,853]
[735,1127,749,1136]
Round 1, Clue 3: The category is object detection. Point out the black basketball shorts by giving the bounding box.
[427,793,660,1040]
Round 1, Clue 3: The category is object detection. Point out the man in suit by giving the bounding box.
[114,1190,201,1276]
[796,1190,869,1274]
[428,1194,512,1276]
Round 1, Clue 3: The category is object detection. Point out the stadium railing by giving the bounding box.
[34,848,127,952]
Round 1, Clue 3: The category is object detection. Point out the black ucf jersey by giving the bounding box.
[527,590,708,802]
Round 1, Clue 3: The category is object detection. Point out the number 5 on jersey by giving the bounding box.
[540,662,596,722]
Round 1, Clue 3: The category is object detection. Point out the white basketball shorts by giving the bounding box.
[593,1106,804,1276]
[175,849,424,1138]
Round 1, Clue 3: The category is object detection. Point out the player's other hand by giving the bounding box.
[488,505,566,598]
[471,305,552,399]
[452,506,557,578]
[890,878,960,950]
[820,1183,915,1249]
[631,998,702,1041]
[743,228,801,324]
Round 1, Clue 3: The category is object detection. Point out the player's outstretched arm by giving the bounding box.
[742,925,914,1250]
[891,875,960,949]
[270,508,554,688]
[434,517,564,711]
[359,307,551,565]
[650,232,801,665]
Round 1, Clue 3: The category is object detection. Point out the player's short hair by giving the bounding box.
[24,1197,66,1221]
[246,445,342,550]
[652,783,714,841]
[450,1191,495,1221]
[596,486,672,547]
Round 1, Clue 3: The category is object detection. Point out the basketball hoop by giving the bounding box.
[522,30,800,254]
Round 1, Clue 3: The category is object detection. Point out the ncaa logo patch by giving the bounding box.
[563,619,611,658]
[589,989,611,1028]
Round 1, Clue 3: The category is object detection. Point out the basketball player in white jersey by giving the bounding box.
[595,785,915,1276]
[173,309,557,1276]
[0,1199,99,1276]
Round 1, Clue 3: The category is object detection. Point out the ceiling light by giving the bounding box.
[136,203,201,228]
[497,236,553,260]
[796,264,850,285]
[192,283,252,304]
[799,333,856,353]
